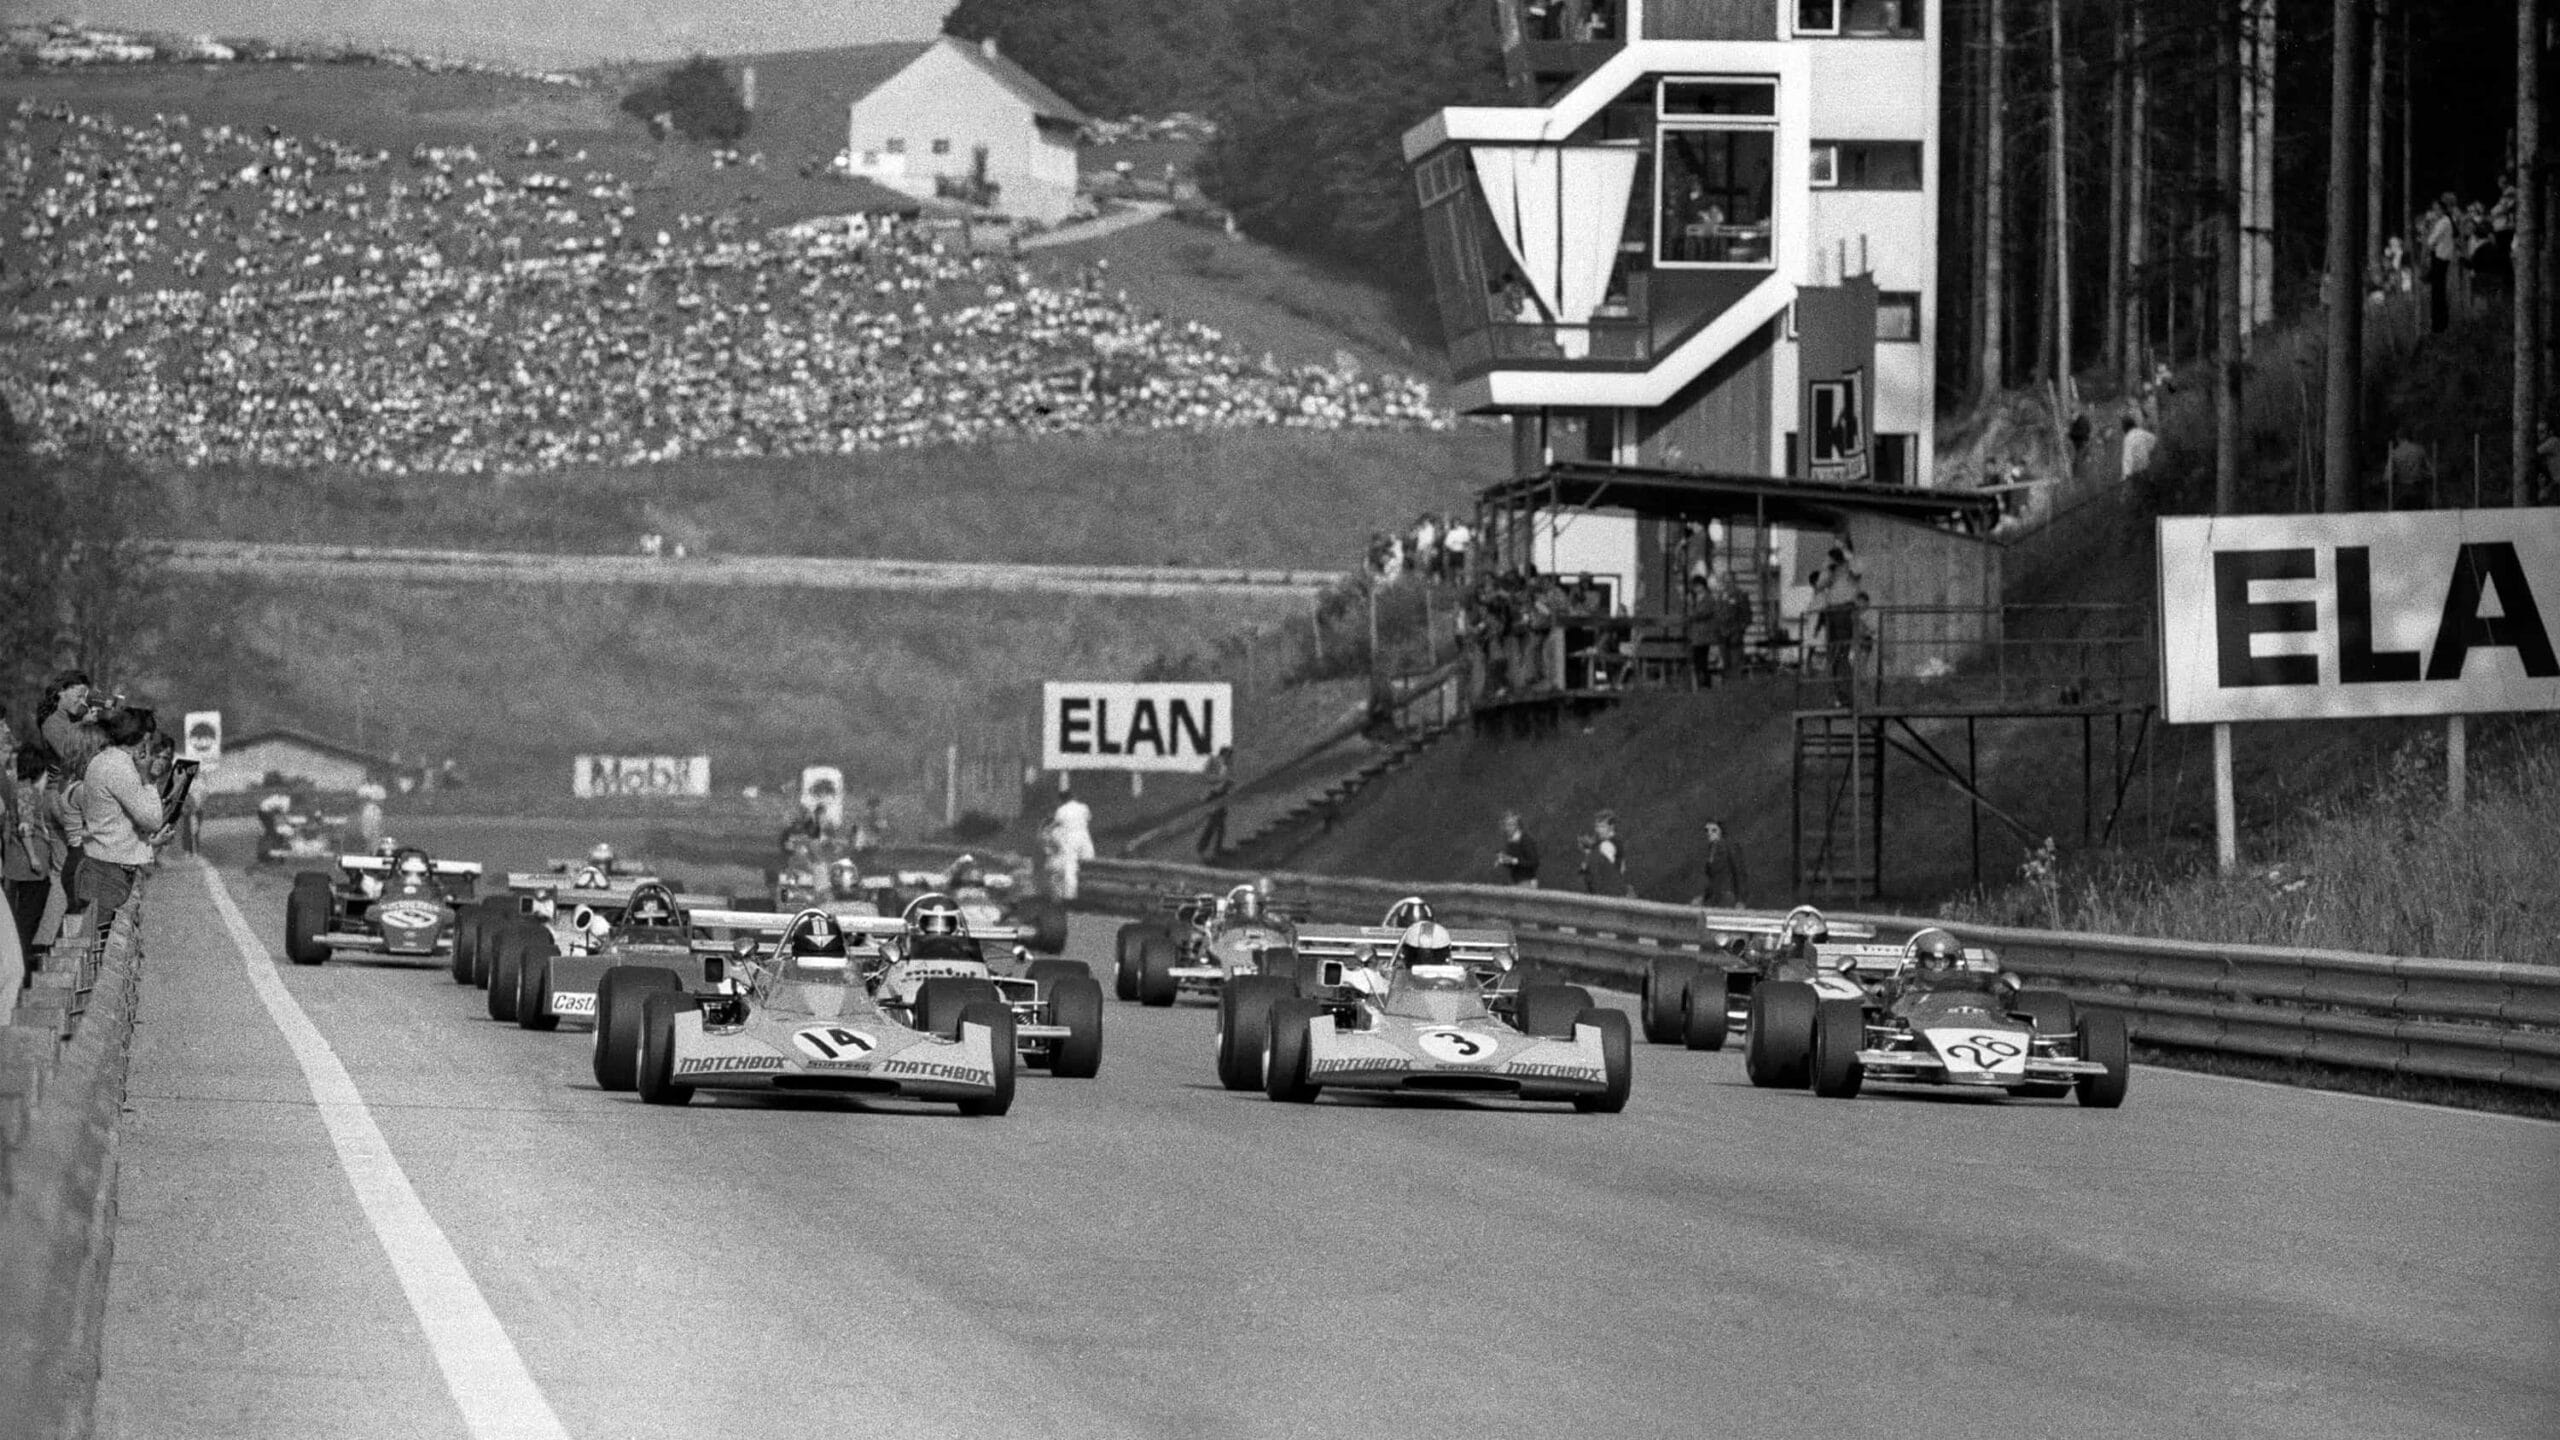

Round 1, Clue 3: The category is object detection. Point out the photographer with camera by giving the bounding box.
[1575,809,1637,898]
[74,707,174,940]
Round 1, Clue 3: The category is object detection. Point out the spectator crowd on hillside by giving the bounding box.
[0,100,1447,475]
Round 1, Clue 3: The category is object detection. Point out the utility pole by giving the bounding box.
[2367,0,2389,276]
[2105,0,2128,380]
[1981,0,2008,397]
[2047,0,2073,387]
[2325,0,2366,512]
[2124,0,2150,383]
[2216,0,2244,514]
[2519,0,2545,507]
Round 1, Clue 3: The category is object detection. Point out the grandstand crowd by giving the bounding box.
[0,99,1447,474]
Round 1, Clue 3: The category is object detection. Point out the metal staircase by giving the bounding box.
[1791,712,1882,902]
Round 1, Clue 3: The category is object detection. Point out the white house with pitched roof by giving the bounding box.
[814,36,1087,225]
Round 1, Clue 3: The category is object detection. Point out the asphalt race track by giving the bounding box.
[92,824,2560,1440]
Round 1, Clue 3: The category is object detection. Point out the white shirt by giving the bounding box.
[2120,427,2159,480]
[1051,799,1095,860]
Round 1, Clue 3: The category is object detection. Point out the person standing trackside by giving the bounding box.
[1494,811,1541,887]
[5,738,50,981]
[1196,747,1234,862]
[1576,809,1636,898]
[1048,780,1095,901]
[1695,818,1749,909]
[76,708,170,938]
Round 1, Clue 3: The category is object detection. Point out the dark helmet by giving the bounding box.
[785,909,849,961]
[1384,896,1436,930]
[625,883,680,926]
[1229,884,1262,921]
[947,853,983,888]
[1394,920,1454,971]
[1906,927,1967,977]
[904,891,964,938]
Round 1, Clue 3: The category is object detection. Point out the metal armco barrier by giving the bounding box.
[1072,857,2560,1094]
[0,884,149,1440]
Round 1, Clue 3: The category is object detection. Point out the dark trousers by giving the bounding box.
[7,879,45,971]
[73,858,137,939]
[1196,806,1229,860]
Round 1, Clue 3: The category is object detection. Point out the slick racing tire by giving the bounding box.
[1640,958,1699,1046]
[2073,1010,2131,1109]
[1264,998,1326,1104]
[1215,975,1293,1092]
[1024,959,1089,991]
[1516,984,1594,1040]
[284,873,333,966]
[1046,975,1106,1079]
[955,1003,1018,1117]
[1114,921,1155,974]
[450,903,484,984]
[916,978,1003,1040]
[515,931,561,1032]
[1809,999,1867,1099]
[1135,933,1179,1007]
[636,992,703,1106]
[1571,1008,1634,1114]
[2009,988,2078,1098]
[1744,980,1818,1089]
[593,966,679,1092]
[1680,972,1731,1052]
[1018,898,1071,956]
[469,907,504,989]
[487,923,528,1023]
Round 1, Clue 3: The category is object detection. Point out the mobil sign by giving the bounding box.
[2158,509,2558,724]
[1042,682,1233,773]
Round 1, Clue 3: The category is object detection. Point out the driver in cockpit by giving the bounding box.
[901,893,978,963]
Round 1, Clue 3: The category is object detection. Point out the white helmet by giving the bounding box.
[1394,921,1455,971]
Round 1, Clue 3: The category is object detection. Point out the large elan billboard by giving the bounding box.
[1041,682,1232,773]
[2158,510,2559,724]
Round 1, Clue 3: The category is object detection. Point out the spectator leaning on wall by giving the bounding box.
[75,707,169,938]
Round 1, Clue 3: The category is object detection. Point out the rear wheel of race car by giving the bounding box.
[486,923,527,1023]
[1263,998,1325,1104]
[1809,999,1867,1099]
[469,908,505,989]
[284,875,331,966]
[1516,984,1593,1040]
[1743,980,1818,1088]
[593,966,679,1092]
[449,904,484,984]
[1216,975,1293,1091]
[1571,1008,1634,1114]
[1024,959,1089,990]
[915,978,1003,1039]
[514,931,560,1032]
[955,1003,1017,1117]
[1019,898,1070,955]
[2074,1010,2131,1109]
[635,992,702,1106]
[1640,958,1698,1045]
[1046,975,1105,1079]
[1681,971,1732,1052]
[1136,934,1179,1007]
[1114,921,1154,973]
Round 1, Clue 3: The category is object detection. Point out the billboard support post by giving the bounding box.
[2447,714,2467,815]
[2213,722,2237,874]
[945,744,959,827]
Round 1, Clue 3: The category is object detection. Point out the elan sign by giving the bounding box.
[2158,510,2559,724]
[1041,682,1232,773]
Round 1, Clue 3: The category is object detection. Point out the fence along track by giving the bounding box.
[1063,857,2560,1093]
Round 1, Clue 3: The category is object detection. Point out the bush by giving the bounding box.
[620,56,750,145]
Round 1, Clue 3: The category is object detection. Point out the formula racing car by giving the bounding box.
[1236,920,1630,1111]
[592,908,1019,1115]
[284,845,481,966]
[1112,882,1299,1007]
[468,865,726,1023]
[886,854,1069,955]
[1804,927,2128,1106]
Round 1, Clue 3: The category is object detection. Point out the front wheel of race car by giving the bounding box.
[1516,984,1595,1040]
[284,875,332,966]
[955,1003,1017,1117]
[1216,975,1293,1091]
[469,908,504,988]
[2074,1010,2130,1109]
[449,903,483,984]
[915,978,1003,1039]
[486,923,527,1023]
[593,966,679,1092]
[1809,999,1867,1099]
[1640,958,1698,1045]
[1571,1008,1634,1113]
[635,992,702,1106]
[1135,934,1179,1007]
[514,933,560,1032]
[1744,980,1818,1088]
[1680,971,1731,1052]
[1046,975,1105,1079]
[1263,998,1326,1103]
[1113,921,1155,980]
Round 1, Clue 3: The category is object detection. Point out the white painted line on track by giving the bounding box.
[199,860,574,1440]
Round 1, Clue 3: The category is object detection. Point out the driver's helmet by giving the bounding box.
[257,793,293,816]
[1905,927,1967,978]
[1393,920,1455,973]
[783,909,850,970]
[947,854,983,889]
[1782,904,1831,960]
[588,842,615,866]
[904,891,964,938]
[1228,884,1261,921]
[1384,896,1436,930]
[828,857,862,899]
[374,836,399,858]
[393,850,431,883]
[574,865,608,889]
[624,883,680,927]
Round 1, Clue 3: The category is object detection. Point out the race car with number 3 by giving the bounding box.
[1805,928,2129,1107]
[1234,920,1631,1111]
[284,846,481,966]
[591,909,1017,1114]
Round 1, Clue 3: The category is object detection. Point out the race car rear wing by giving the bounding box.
[340,856,482,877]
[894,869,1019,891]
[1823,941,2002,974]
[1701,911,1880,942]
[1293,925,1517,965]
[544,858,650,876]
